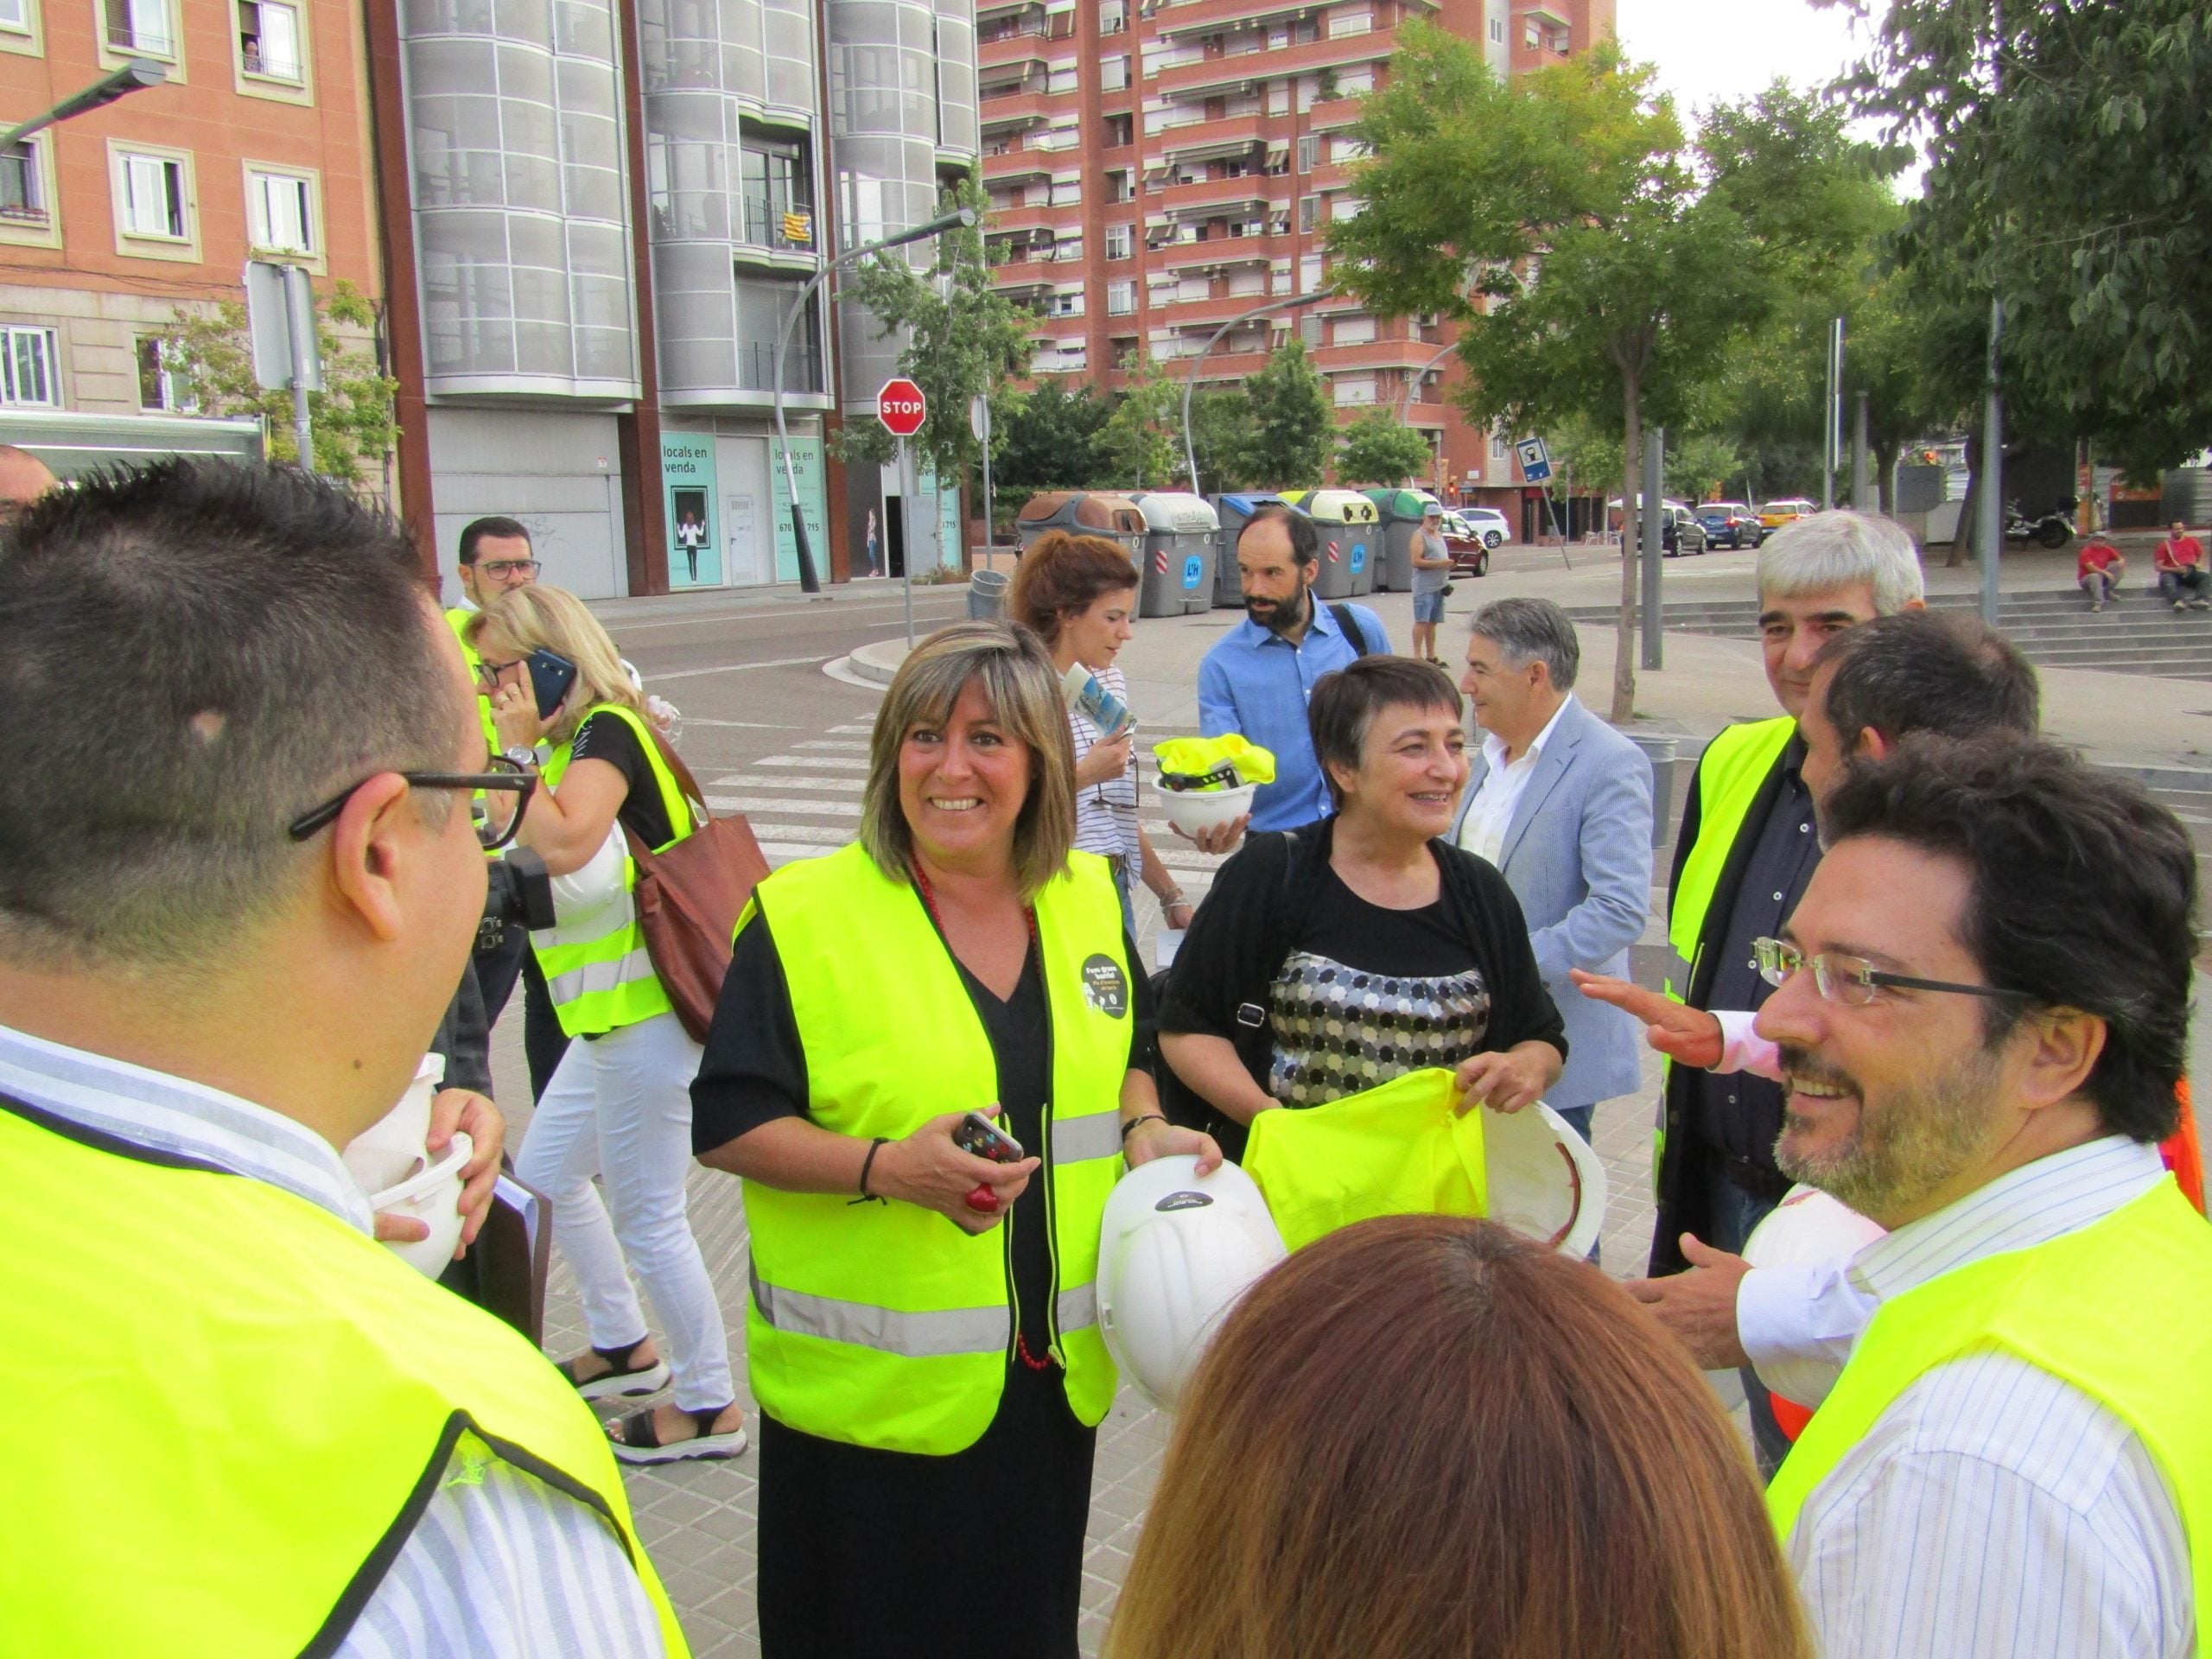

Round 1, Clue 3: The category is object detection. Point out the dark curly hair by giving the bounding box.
[1005,530,1141,644]
[1819,734,2197,1142]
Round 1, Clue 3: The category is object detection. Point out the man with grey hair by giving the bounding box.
[1452,597,1654,1164]
[0,461,682,1653]
[1650,507,1923,1472]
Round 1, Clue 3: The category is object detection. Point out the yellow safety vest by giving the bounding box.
[0,1097,686,1658]
[531,702,694,1039]
[741,843,1129,1454]
[445,603,499,756]
[1243,1066,1487,1252]
[1769,1176,2212,1619]
[1664,715,1796,1004]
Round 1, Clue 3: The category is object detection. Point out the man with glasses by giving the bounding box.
[1754,739,2204,1656]
[0,461,683,1654]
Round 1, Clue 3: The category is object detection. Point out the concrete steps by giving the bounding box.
[1562,590,2212,682]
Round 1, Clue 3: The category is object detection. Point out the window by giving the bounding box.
[1491,429,1510,460]
[1332,315,1375,346]
[1490,16,1503,41]
[1,326,58,406]
[105,0,172,55]
[118,150,187,238]
[137,336,197,411]
[1100,0,1125,33]
[1298,194,1316,232]
[238,0,300,79]
[1105,223,1132,260]
[1103,113,1132,147]
[1107,168,1134,202]
[1050,290,1084,316]
[1101,55,1128,92]
[246,167,314,253]
[1297,134,1318,173]
[0,139,42,224]
[1300,252,1323,290]
[1327,8,1372,36]
[0,0,29,30]
[1108,279,1135,315]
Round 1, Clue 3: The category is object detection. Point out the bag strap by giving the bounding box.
[642,723,709,834]
[1328,602,1370,659]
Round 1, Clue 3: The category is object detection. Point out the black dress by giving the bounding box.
[693,913,1152,1659]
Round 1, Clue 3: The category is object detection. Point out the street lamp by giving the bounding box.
[1179,289,1338,499]
[0,60,168,152]
[772,206,977,595]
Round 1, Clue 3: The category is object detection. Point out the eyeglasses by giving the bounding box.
[288,754,537,849]
[1752,937,2031,1009]
[475,657,521,690]
[478,559,540,579]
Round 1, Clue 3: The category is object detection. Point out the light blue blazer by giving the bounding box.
[1448,696,1655,1109]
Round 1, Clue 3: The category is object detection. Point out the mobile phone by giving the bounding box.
[524,648,577,719]
[954,1110,1025,1165]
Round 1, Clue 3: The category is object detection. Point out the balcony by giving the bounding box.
[734,194,817,256]
[1151,231,1275,271]
[1311,336,1451,372]
[1306,92,1372,131]
[1154,29,1392,97]
[1160,174,1277,218]
[987,198,1084,237]
[1154,110,1268,164]
[982,145,1053,183]
[978,29,1048,73]
[1152,0,1315,40]
[979,86,1055,131]
[1150,290,1274,328]
[994,265,1057,297]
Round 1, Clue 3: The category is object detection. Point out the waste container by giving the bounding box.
[1209,492,1287,608]
[1014,491,1147,582]
[967,568,1009,620]
[1282,489,1378,601]
[1134,492,1221,618]
[1621,731,1680,848]
[1365,488,1442,593]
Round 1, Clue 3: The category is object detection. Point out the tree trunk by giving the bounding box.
[1950,429,1980,569]
[1874,442,1900,514]
[1612,382,1641,725]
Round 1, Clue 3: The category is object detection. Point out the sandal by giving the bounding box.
[607,1404,749,1465]
[556,1338,671,1402]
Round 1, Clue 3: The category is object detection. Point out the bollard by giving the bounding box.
[967,567,1010,620]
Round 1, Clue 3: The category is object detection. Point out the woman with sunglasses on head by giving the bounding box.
[467,585,744,1465]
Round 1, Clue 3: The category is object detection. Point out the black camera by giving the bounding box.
[479,845,555,949]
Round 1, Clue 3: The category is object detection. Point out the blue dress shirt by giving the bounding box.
[1197,600,1392,830]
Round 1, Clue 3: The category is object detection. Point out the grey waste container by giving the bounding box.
[967,568,1009,620]
[1621,731,1681,848]
[1209,492,1286,608]
[1135,492,1221,617]
[1365,487,1441,593]
[1283,490,1379,601]
[1014,491,1147,577]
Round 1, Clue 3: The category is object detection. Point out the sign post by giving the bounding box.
[1516,435,1571,570]
[877,377,928,648]
[245,260,321,474]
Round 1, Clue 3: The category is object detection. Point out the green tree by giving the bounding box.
[1241,340,1334,488]
[835,177,1039,484]
[1828,0,2212,480]
[1331,30,1882,718]
[1190,389,1260,493]
[992,381,1112,494]
[1665,431,1745,505]
[158,279,398,482]
[1096,359,1185,490]
[1336,405,1434,487]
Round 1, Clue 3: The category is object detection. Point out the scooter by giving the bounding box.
[2004,498,2075,549]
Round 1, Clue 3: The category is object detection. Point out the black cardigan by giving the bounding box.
[1156,818,1567,1162]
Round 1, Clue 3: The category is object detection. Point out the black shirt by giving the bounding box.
[569,710,677,850]
[692,909,1154,1358]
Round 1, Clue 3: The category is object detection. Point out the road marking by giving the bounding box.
[752,754,868,770]
[709,795,863,817]
[709,773,863,792]
[649,653,836,683]
[791,740,869,752]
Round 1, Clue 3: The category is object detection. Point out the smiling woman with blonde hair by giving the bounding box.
[694,621,1219,1658]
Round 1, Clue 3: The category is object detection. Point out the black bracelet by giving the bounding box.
[849,1136,890,1206]
[1120,1113,1168,1144]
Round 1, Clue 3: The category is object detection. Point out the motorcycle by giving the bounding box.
[2005,498,2075,550]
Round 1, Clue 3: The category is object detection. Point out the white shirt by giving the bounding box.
[0,1022,669,1659]
[1456,693,1573,867]
[1789,1135,2194,1659]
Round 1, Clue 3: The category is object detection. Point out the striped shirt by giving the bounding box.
[0,1022,668,1659]
[1069,661,1141,868]
[1790,1135,2194,1659]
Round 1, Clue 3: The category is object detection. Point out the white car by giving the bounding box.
[1457,507,1510,549]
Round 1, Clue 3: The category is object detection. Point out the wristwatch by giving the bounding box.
[501,745,540,771]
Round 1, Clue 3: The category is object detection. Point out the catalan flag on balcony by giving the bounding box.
[783,210,813,245]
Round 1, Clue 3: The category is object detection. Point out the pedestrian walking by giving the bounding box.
[693,623,1218,1658]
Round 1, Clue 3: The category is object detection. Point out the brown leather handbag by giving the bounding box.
[624,728,771,1043]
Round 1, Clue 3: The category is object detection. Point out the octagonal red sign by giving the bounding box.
[877,378,927,437]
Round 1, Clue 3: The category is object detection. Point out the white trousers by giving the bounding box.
[516,1008,736,1412]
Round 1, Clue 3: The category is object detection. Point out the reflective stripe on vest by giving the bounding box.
[742,842,1128,1454]
[1768,1176,2212,1622]
[0,1098,687,1658]
[531,702,693,1039]
[1665,715,1795,1004]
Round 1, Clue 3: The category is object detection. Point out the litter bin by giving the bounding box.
[967,568,1009,620]
[1283,489,1378,601]
[1365,488,1442,593]
[1014,491,1148,582]
[1209,492,1287,608]
[1621,730,1680,848]
[1134,492,1221,618]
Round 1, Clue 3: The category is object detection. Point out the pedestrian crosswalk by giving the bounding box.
[702,721,1238,925]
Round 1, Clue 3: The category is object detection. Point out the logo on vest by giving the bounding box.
[1155,1191,1213,1212]
[1081,953,1128,1019]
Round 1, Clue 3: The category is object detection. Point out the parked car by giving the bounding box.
[1662,503,1707,556]
[1696,500,1762,549]
[1758,497,1818,530]
[1458,506,1510,549]
[1440,511,1491,576]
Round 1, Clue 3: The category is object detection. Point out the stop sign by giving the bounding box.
[877,377,926,438]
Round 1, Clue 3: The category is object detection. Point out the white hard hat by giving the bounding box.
[1742,1182,1886,1407]
[1481,1102,1608,1260]
[1096,1154,1287,1412]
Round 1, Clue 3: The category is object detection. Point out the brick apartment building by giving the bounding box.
[978,0,1611,534]
[0,0,383,476]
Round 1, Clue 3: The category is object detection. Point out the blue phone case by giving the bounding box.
[526,649,577,718]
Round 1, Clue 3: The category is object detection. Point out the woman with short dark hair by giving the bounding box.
[1160,657,1564,1160]
[1109,1215,1814,1659]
